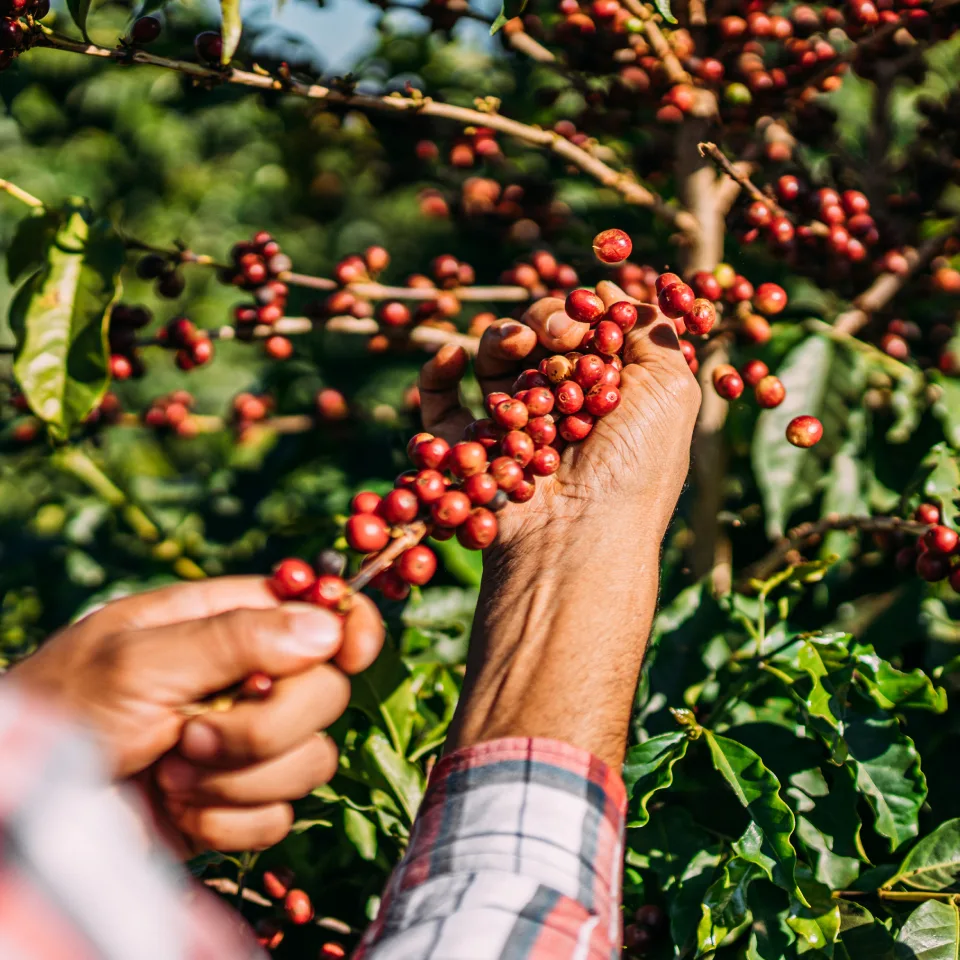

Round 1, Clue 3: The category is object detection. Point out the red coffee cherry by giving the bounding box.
[493,399,530,431]
[396,545,437,585]
[565,289,606,325]
[378,301,411,327]
[351,491,382,515]
[269,559,316,599]
[592,228,633,264]
[284,890,314,925]
[741,359,769,387]
[755,283,788,315]
[573,354,606,390]
[365,245,390,273]
[265,335,292,359]
[923,525,959,555]
[915,503,941,525]
[555,380,585,414]
[692,271,722,301]
[655,271,682,294]
[413,469,446,503]
[728,275,755,303]
[317,388,349,421]
[841,190,869,216]
[346,513,390,552]
[524,387,555,417]
[485,392,512,416]
[600,364,621,388]
[501,430,535,466]
[755,375,786,408]
[456,508,498,549]
[467,418,502,450]
[658,282,695,319]
[131,15,162,43]
[606,301,639,333]
[880,333,909,361]
[262,867,295,900]
[684,299,716,335]
[379,488,419,524]
[447,441,488,478]
[431,491,472,527]
[740,313,772,344]
[715,373,745,400]
[584,384,621,416]
[624,924,654,952]
[254,920,284,950]
[490,456,524,491]
[593,320,624,355]
[462,472,499,505]
[768,217,795,245]
[306,575,350,611]
[376,568,411,601]
[559,411,595,441]
[513,369,551,392]
[786,415,823,447]
[510,478,537,503]
[320,944,347,959]
[413,436,451,470]
[747,200,773,227]
[526,415,558,445]
[917,552,950,582]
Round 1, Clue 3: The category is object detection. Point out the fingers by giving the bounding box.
[157,734,338,805]
[595,280,684,367]
[166,801,294,852]
[519,297,590,354]
[473,318,539,394]
[178,662,350,765]
[335,592,385,675]
[419,344,474,444]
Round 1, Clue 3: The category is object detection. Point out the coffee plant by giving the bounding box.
[1,0,960,952]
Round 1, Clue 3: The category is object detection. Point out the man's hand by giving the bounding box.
[418,282,700,767]
[9,577,384,850]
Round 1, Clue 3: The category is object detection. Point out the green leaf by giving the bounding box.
[822,449,869,560]
[919,443,960,531]
[10,204,123,441]
[653,0,677,23]
[787,869,840,955]
[220,0,242,64]
[851,643,947,714]
[351,640,416,755]
[889,820,960,892]
[696,855,759,957]
[6,208,60,285]
[931,374,960,451]
[66,0,92,38]
[753,335,835,538]
[490,0,528,34]
[623,731,688,827]
[430,536,482,587]
[360,730,424,825]
[704,731,804,903]
[343,807,378,861]
[896,900,960,960]
[839,900,898,960]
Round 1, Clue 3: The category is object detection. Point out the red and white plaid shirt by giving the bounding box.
[0,686,626,959]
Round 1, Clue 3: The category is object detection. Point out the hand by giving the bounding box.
[418,282,700,767]
[9,577,384,851]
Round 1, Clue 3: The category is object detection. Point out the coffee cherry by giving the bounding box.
[254,919,284,950]
[542,355,574,384]
[194,30,223,64]
[593,320,624,355]
[462,472,499,505]
[501,430,535,466]
[376,569,411,601]
[380,488,419,525]
[592,228,633,264]
[768,217,795,246]
[559,411,594,441]
[316,548,347,577]
[917,551,949,582]
[513,369,551,392]
[432,491,472,527]
[755,283,788,315]
[923,525,959,555]
[447,441,488,478]
[270,558,316,599]
[485,392,512,416]
[555,380,585,415]
[600,364,621,388]
[157,270,185,298]
[684,299,716,335]
[565,288,606,325]
[584,383,621,416]
[284,890,314,925]
[351,491,382,515]
[624,924,653,952]
[785,415,823,447]
[467,418,501,450]
[457,508,498,549]
[131,15,162,44]
[320,944,347,959]
[510,477,537,503]
[364,245,390,274]
[606,301,638,333]
[573,355,606,391]
[110,354,133,380]
[346,513,390,552]
[526,415,558,445]
[715,373,744,400]
[491,456,524,491]
[396,545,437,585]
[740,313,772,344]
[915,503,941,525]
[755,375,786,408]
[413,436,451,470]
[658,282,695,319]
[529,445,561,476]
[741,359,769,387]
[307,575,350,611]
[262,867,295,900]
[655,272,682,294]
[137,254,167,279]
[379,301,411,327]
[493,399,529,430]
[317,388,349,421]
[265,335,293,359]
[692,272,722,301]
[413,469,447,503]
[191,337,214,365]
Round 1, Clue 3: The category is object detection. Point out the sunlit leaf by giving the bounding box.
[895,899,960,960]
[220,0,242,64]
[623,731,688,827]
[889,820,960,892]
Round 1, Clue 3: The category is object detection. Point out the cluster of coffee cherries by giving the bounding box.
[0,0,49,72]
[108,304,152,381]
[416,126,501,168]
[142,390,199,435]
[225,231,294,359]
[458,177,573,244]
[136,252,187,299]
[155,316,215,371]
[252,867,346,957]
[895,503,960,589]
[231,391,273,437]
[499,250,580,299]
[623,904,666,957]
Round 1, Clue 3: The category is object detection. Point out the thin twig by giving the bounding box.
[0,178,44,208]
[33,30,699,239]
[203,878,355,931]
[698,142,789,221]
[349,521,430,592]
[618,0,692,85]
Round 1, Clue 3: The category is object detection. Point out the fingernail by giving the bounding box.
[545,311,574,339]
[278,604,341,659]
[158,756,197,794]
[180,721,221,762]
[496,321,524,339]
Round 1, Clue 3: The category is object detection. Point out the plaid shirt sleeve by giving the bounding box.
[355,737,627,960]
[0,685,264,960]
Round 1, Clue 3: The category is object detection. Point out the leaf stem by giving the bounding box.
[0,178,44,209]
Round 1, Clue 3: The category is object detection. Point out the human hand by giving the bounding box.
[9,576,384,850]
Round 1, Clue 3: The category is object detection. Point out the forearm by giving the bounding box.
[446,510,664,769]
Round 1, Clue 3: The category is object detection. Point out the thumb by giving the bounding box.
[521,296,591,353]
[130,605,344,704]
[594,280,659,326]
